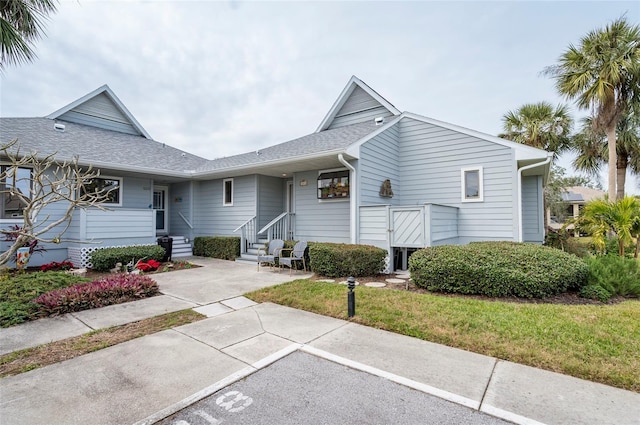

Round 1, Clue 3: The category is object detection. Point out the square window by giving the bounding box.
[223,178,233,206]
[461,167,483,202]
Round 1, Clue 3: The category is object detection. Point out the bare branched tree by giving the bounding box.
[0,139,114,266]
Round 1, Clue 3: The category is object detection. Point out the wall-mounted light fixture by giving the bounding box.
[300,179,308,186]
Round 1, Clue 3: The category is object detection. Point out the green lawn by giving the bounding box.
[0,272,89,327]
[246,280,640,392]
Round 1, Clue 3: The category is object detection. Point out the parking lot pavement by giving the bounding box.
[157,351,511,425]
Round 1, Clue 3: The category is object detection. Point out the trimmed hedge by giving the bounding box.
[409,241,589,298]
[90,245,165,272]
[309,242,386,278]
[193,236,240,260]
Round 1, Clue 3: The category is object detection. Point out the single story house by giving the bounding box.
[548,186,606,234]
[1,76,552,272]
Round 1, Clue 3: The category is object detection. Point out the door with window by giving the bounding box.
[153,186,168,234]
[286,181,294,239]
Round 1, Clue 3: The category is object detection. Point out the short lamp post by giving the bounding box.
[347,276,356,317]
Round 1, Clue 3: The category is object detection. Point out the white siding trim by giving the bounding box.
[223,178,234,206]
[461,167,484,203]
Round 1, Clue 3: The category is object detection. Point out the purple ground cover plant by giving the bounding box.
[32,274,159,315]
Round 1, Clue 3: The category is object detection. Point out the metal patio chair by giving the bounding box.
[257,239,284,272]
[279,240,307,275]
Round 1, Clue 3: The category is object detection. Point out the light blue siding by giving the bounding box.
[122,176,153,209]
[58,93,140,135]
[522,175,544,243]
[258,176,285,230]
[359,123,400,206]
[397,118,516,243]
[294,171,350,243]
[429,204,459,245]
[169,181,193,237]
[194,175,257,236]
[327,86,395,130]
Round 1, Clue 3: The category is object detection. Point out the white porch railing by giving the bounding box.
[257,212,293,241]
[233,216,257,254]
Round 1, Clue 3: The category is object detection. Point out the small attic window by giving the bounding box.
[374,117,385,126]
[54,123,65,132]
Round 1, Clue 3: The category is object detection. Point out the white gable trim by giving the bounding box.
[344,114,404,157]
[46,84,152,139]
[401,112,549,161]
[315,76,401,133]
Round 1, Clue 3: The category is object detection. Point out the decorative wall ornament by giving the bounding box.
[379,179,394,198]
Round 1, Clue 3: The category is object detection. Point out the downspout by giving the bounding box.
[338,154,357,244]
[517,154,552,242]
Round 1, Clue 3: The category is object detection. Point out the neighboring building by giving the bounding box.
[0,76,552,271]
[548,186,606,233]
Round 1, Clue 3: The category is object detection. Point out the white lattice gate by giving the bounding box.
[390,207,425,247]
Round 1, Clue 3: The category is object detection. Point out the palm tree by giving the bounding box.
[500,102,573,157]
[0,0,58,71]
[574,196,640,257]
[544,16,640,201]
[572,113,640,199]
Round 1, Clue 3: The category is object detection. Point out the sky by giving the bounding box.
[1,0,638,188]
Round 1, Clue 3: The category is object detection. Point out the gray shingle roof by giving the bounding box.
[0,118,209,174]
[1,117,381,176]
[195,121,379,173]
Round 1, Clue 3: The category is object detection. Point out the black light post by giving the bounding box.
[347,276,356,317]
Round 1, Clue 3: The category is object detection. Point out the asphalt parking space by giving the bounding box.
[158,351,511,425]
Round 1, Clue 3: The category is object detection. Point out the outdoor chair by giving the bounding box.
[279,240,307,276]
[257,239,284,272]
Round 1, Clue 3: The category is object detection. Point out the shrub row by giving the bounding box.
[309,242,386,278]
[90,245,165,271]
[409,241,589,298]
[32,274,159,315]
[193,236,240,260]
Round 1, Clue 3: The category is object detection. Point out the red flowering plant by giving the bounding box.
[135,259,162,272]
[40,260,74,272]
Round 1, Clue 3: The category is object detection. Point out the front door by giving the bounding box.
[153,186,168,234]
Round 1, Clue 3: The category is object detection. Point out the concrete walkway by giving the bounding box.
[1,257,638,425]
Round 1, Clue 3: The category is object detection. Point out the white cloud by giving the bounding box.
[1,0,638,194]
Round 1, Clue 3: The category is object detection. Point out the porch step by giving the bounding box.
[169,235,192,259]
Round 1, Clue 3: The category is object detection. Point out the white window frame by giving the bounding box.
[81,175,123,207]
[223,178,234,206]
[461,167,484,203]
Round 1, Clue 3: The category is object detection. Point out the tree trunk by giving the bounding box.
[606,124,617,200]
[616,154,627,201]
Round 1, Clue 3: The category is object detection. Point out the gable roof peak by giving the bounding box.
[46,84,152,139]
[315,75,400,133]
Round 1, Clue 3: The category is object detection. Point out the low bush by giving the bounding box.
[309,243,386,277]
[40,261,75,272]
[193,236,240,260]
[90,245,165,271]
[409,241,589,298]
[582,255,640,302]
[544,232,591,258]
[0,272,89,327]
[33,274,159,315]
